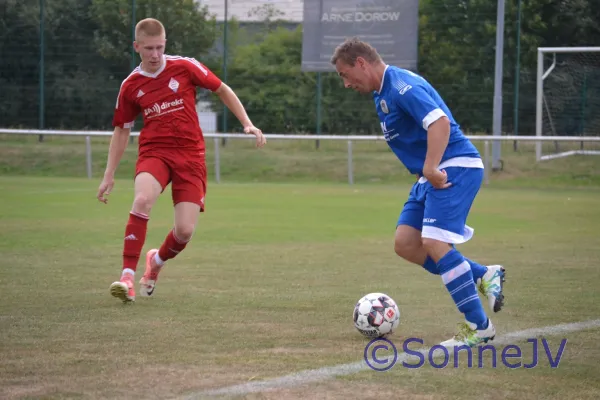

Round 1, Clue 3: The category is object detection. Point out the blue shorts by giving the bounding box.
[397,167,484,244]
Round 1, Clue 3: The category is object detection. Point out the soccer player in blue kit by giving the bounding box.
[331,38,506,348]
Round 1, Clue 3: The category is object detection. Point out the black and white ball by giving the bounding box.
[353,292,400,338]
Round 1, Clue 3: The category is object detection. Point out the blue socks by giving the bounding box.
[422,256,487,284]
[422,256,439,275]
[466,258,487,283]
[436,249,488,330]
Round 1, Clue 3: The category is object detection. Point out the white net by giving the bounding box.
[539,48,600,160]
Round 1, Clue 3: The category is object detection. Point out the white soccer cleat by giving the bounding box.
[440,319,496,348]
[477,265,506,313]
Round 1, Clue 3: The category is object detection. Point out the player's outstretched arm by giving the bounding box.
[214,83,266,148]
[423,117,452,189]
[97,126,131,203]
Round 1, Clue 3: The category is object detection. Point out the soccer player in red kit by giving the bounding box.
[97,18,266,303]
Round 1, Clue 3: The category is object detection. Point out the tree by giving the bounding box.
[89,0,221,129]
[0,0,220,130]
[209,22,378,135]
[0,0,43,128]
[90,0,218,66]
[3,0,598,134]
[0,0,119,129]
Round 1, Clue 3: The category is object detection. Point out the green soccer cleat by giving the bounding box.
[440,320,496,348]
[478,265,506,313]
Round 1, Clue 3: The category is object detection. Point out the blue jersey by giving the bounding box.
[373,66,480,175]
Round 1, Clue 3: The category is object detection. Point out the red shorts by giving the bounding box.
[135,152,207,210]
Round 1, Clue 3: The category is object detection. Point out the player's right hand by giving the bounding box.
[97,176,115,204]
[244,125,267,148]
[423,168,452,189]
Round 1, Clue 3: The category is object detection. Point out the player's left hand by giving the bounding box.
[244,125,266,148]
[423,168,452,189]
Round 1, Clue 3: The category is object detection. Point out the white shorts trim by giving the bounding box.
[422,225,474,244]
[417,157,483,184]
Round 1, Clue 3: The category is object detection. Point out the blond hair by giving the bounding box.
[330,37,381,66]
[135,18,165,40]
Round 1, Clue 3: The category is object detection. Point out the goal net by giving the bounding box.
[536,47,600,161]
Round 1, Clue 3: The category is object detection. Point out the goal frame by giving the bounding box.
[536,46,600,161]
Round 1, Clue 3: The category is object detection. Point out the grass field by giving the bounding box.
[1,173,600,400]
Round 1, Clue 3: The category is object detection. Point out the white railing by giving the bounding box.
[2,128,600,185]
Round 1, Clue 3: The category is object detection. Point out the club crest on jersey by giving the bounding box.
[168,77,180,92]
[380,100,389,114]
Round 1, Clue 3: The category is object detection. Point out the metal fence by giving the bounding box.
[2,128,600,185]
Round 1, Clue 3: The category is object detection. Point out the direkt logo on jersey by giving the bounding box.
[144,99,184,118]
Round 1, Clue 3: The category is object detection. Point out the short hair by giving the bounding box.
[330,37,381,66]
[135,18,165,40]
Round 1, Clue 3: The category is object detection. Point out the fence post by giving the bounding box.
[214,137,221,183]
[347,140,354,185]
[38,0,45,143]
[85,136,92,179]
[484,140,490,185]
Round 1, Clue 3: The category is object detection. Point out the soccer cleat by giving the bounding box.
[139,249,161,297]
[477,265,506,313]
[110,274,135,303]
[440,319,496,348]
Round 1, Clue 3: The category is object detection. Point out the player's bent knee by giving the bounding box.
[394,227,422,258]
[394,240,414,258]
[174,224,195,243]
[394,238,423,264]
[132,193,155,214]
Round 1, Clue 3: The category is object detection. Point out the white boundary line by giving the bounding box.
[177,319,600,399]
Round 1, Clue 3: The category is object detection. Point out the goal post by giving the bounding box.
[536,47,600,161]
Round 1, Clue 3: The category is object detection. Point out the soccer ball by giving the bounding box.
[353,292,400,338]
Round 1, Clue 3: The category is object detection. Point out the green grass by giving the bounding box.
[1,134,600,188]
[1,176,600,399]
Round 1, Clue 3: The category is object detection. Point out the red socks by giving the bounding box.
[122,211,149,272]
[122,211,188,272]
[158,229,189,263]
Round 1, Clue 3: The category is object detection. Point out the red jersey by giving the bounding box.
[112,54,222,156]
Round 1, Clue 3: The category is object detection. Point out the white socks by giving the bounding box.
[122,268,135,278]
[154,252,165,267]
